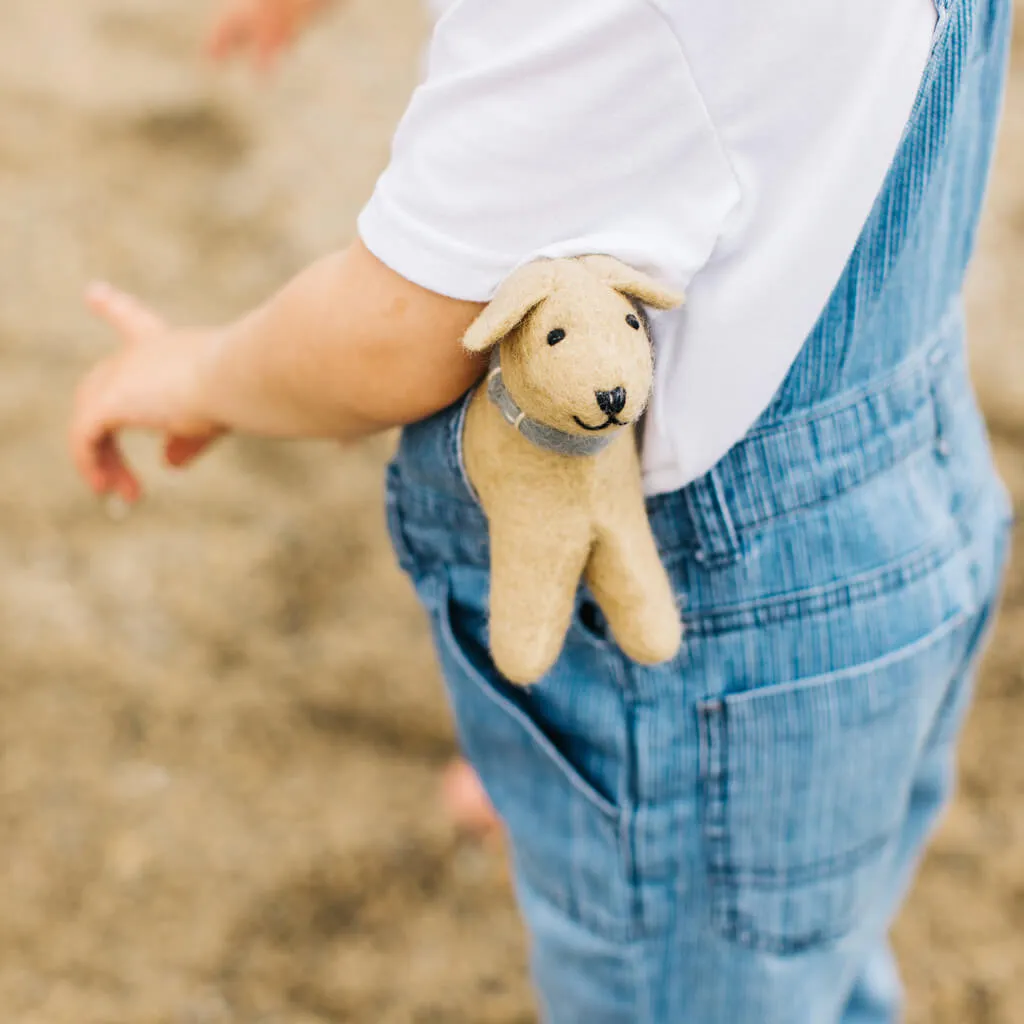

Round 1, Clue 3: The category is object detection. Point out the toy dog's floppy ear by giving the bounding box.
[577,255,684,311]
[462,260,556,353]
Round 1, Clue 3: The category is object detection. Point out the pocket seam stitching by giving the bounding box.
[697,603,976,953]
[684,525,960,637]
[700,603,972,712]
[437,578,619,822]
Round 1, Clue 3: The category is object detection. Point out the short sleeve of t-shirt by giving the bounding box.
[357,0,740,302]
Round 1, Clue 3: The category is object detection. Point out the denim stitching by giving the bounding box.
[655,412,938,559]
[707,832,892,890]
[716,604,972,711]
[696,595,987,953]
[383,463,418,579]
[681,520,961,637]
[449,388,482,507]
[741,312,956,444]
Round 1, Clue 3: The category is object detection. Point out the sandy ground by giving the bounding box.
[0,2,1021,1021]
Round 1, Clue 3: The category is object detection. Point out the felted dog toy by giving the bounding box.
[461,255,684,685]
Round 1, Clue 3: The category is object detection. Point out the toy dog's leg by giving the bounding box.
[586,514,682,666]
[488,516,590,685]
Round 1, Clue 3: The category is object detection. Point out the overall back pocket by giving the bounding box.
[697,606,975,955]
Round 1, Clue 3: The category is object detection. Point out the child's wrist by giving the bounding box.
[188,325,232,429]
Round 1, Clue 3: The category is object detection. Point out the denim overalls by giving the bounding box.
[385,0,1013,1018]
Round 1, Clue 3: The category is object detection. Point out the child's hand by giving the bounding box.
[206,0,331,70]
[71,283,225,504]
[70,245,486,507]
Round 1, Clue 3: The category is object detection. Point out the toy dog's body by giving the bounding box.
[464,388,680,684]
[460,255,684,685]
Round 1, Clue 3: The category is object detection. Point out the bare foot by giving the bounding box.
[442,759,501,840]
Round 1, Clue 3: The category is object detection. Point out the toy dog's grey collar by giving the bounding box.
[486,348,616,457]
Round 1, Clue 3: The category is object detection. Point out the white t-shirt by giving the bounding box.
[358,0,938,495]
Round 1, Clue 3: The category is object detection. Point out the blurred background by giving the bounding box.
[0,1,1020,1021]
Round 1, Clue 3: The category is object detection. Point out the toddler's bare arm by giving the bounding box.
[70,241,485,502]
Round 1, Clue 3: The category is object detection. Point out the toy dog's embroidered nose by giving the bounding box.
[596,387,627,416]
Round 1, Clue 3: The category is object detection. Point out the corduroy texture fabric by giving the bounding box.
[460,256,683,684]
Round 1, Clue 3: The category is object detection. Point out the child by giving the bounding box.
[71,0,1014,1020]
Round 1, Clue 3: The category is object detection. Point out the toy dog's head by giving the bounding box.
[463,256,683,439]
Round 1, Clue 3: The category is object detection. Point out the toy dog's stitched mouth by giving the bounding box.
[573,415,625,431]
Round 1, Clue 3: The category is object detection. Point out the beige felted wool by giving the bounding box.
[461,255,684,685]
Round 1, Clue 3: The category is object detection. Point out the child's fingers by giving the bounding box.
[164,431,223,467]
[70,404,110,494]
[95,434,141,503]
[251,13,293,70]
[86,282,164,345]
[71,411,141,503]
[70,366,140,502]
[255,33,283,72]
[206,12,252,60]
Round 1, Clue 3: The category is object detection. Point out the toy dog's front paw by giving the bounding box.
[617,612,683,666]
[490,621,564,686]
[491,640,559,687]
[597,577,683,666]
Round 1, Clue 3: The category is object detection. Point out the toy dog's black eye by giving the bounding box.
[625,314,641,330]
[547,328,566,346]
